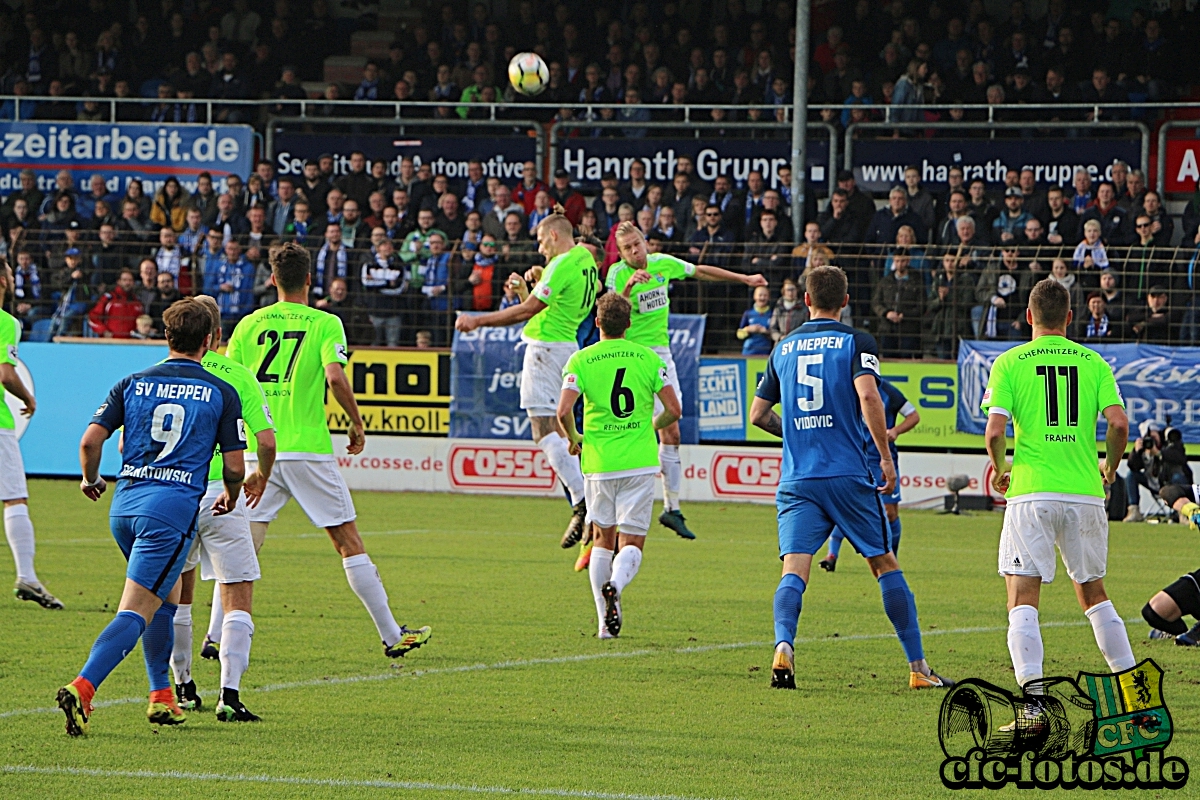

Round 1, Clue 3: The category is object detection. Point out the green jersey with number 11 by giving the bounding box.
[980,335,1123,500]
[562,338,667,475]
[226,302,349,456]
[605,253,696,347]
[522,245,598,343]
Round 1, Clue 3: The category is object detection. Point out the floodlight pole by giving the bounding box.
[791,0,810,244]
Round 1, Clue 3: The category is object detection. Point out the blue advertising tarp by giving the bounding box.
[0,121,254,195]
[698,358,745,440]
[853,139,1141,193]
[272,133,538,183]
[958,340,1200,442]
[450,315,705,443]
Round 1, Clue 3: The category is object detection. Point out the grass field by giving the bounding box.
[1,478,1197,799]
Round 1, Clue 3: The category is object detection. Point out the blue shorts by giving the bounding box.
[777,476,890,559]
[868,457,902,506]
[111,514,197,601]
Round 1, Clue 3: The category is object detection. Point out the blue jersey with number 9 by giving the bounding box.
[755,319,881,484]
[92,359,246,530]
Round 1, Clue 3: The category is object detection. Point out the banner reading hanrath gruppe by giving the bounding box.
[958,340,1200,443]
[0,121,254,196]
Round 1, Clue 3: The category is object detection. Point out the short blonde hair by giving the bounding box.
[192,294,222,344]
[535,213,573,239]
[1083,219,1102,234]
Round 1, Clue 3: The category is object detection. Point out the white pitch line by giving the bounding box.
[0,617,1128,720]
[0,765,720,800]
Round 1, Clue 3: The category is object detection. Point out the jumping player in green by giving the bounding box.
[608,222,766,539]
[982,278,1135,690]
[557,293,681,638]
[456,214,599,547]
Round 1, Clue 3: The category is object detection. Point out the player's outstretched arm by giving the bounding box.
[79,423,110,500]
[1100,404,1129,486]
[984,413,1011,493]
[654,385,682,430]
[213,450,246,516]
[455,292,548,333]
[749,396,784,439]
[326,363,366,455]
[556,387,582,455]
[0,363,34,417]
[856,375,896,494]
[243,429,277,508]
[695,264,767,287]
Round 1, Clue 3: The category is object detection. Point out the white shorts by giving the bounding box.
[998,498,1110,584]
[0,431,27,501]
[250,459,356,528]
[584,472,656,537]
[650,346,681,417]
[521,340,577,416]
[184,481,261,583]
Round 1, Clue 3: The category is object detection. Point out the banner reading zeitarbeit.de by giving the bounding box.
[272,132,538,183]
[853,139,1141,193]
[958,340,1200,441]
[450,314,705,444]
[0,121,253,196]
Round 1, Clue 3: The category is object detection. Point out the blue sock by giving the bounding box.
[79,610,147,689]
[827,529,844,558]
[889,517,902,556]
[772,573,806,647]
[878,570,924,663]
[142,602,177,692]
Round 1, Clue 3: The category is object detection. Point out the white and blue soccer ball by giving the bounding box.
[508,52,549,96]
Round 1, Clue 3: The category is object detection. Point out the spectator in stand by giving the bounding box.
[737,285,773,355]
[512,161,549,215]
[1123,214,1174,304]
[548,170,585,225]
[1077,292,1122,343]
[499,212,538,274]
[925,251,976,359]
[211,193,247,243]
[339,199,371,249]
[467,235,499,311]
[902,166,936,231]
[154,227,186,294]
[650,206,682,247]
[88,224,123,290]
[400,209,445,266]
[688,204,736,268]
[976,245,1031,340]
[87,269,143,339]
[527,190,554,235]
[1040,185,1080,247]
[620,161,651,209]
[198,230,226,297]
[745,210,789,276]
[769,279,806,341]
[1068,169,1094,213]
[418,232,452,343]
[867,186,927,246]
[282,202,314,247]
[268,178,297,237]
[1072,219,1110,282]
[312,222,348,303]
[1080,181,1131,246]
[147,271,181,328]
[1080,66,1129,123]
[361,236,408,348]
[77,174,115,220]
[1116,167,1144,211]
[483,184,524,239]
[817,188,864,243]
[214,238,255,330]
[316,277,354,334]
[967,178,999,232]
[1049,256,1084,312]
[336,152,374,209]
[992,187,1032,245]
[1127,286,1178,344]
[1096,268,1128,334]
[1140,191,1173,247]
[435,193,466,241]
[935,190,970,246]
[872,251,925,356]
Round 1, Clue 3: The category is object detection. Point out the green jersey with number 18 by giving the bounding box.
[521,245,599,343]
[226,302,349,457]
[605,253,696,347]
[980,335,1123,501]
[562,338,667,476]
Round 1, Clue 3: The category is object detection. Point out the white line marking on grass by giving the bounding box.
[0,618,1139,720]
[0,765,720,800]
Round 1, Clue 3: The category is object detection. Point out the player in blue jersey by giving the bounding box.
[57,299,246,736]
[820,378,919,572]
[750,266,952,691]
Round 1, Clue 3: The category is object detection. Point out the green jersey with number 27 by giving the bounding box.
[226,302,349,456]
[0,309,20,430]
[605,253,696,348]
[980,335,1123,500]
[522,245,599,343]
[562,338,667,475]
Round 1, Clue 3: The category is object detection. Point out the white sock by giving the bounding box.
[659,444,681,511]
[1085,599,1136,673]
[538,432,585,506]
[219,609,254,691]
[1007,605,1044,688]
[207,581,225,643]
[589,547,613,631]
[4,505,38,585]
[343,553,403,647]
[611,546,643,594]
[171,603,193,684]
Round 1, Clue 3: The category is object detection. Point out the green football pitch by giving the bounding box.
[1,479,1197,799]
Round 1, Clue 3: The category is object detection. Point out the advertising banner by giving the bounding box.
[555,138,829,193]
[697,358,745,440]
[450,315,705,443]
[326,348,451,437]
[958,340,1200,442]
[0,121,253,196]
[272,132,538,183]
[852,139,1141,194]
[1162,137,1200,194]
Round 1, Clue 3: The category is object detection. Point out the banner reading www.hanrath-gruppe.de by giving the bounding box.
[958,340,1200,443]
[0,121,254,196]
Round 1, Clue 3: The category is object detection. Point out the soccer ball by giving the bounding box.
[508,52,549,96]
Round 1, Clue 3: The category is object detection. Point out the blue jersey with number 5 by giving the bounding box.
[755,318,881,484]
[92,359,245,530]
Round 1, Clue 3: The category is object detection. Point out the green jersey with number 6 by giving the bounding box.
[605,253,696,347]
[522,245,599,343]
[0,309,20,430]
[562,338,667,475]
[202,350,274,481]
[980,335,1123,500]
[226,301,349,456]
